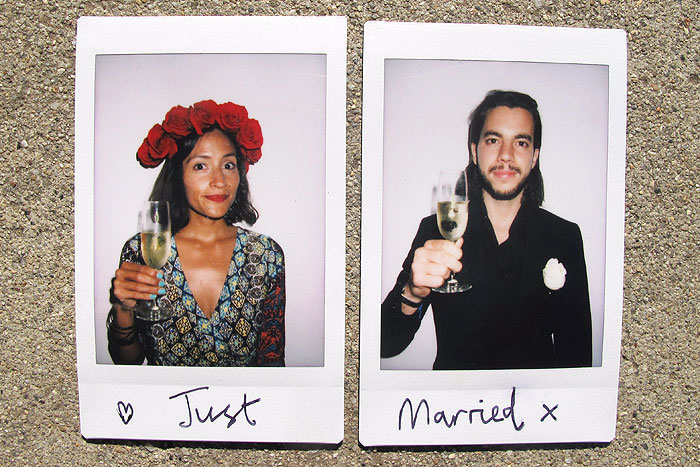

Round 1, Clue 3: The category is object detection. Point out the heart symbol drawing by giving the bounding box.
[117,401,134,425]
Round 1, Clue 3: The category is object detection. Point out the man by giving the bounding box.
[381,90,592,370]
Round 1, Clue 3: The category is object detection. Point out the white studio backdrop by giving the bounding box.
[93,53,326,367]
[380,59,608,369]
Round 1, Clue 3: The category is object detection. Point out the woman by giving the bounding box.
[108,100,285,366]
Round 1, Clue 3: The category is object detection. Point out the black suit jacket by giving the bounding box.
[381,200,593,370]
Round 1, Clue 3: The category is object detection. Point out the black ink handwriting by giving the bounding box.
[540,403,558,422]
[117,401,133,425]
[398,387,524,432]
[169,386,261,429]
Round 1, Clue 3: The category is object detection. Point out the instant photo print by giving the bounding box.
[360,22,627,446]
[75,16,346,443]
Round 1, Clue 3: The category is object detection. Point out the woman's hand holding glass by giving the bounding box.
[109,262,165,362]
[112,200,171,323]
[113,262,166,311]
[134,200,173,321]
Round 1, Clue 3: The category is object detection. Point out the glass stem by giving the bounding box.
[446,273,456,292]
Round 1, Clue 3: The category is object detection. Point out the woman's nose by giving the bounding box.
[210,168,226,186]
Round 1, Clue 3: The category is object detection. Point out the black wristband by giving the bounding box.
[110,331,140,346]
[400,291,422,308]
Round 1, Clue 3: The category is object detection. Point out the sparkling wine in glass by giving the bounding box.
[136,200,173,321]
[433,170,472,293]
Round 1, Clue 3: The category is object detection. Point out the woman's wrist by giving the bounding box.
[107,305,140,347]
[113,303,136,328]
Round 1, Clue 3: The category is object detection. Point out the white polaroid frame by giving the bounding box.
[360,22,626,446]
[75,16,346,443]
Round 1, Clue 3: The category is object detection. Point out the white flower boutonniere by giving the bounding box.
[543,258,567,290]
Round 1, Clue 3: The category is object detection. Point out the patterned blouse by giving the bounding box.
[109,228,285,366]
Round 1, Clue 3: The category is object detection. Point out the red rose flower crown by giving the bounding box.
[136,99,263,171]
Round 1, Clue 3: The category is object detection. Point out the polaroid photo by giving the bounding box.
[75,16,346,443]
[360,22,627,446]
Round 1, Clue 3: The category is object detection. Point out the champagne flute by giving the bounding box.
[433,170,472,293]
[136,200,173,321]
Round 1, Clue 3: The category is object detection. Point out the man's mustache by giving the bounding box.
[489,164,522,174]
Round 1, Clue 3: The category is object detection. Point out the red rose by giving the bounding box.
[236,118,264,150]
[216,102,248,133]
[162,105,192,138]
[240,148,262,165]
[136,139,158,168]
[136,124,178,168]
[188,100,219,135]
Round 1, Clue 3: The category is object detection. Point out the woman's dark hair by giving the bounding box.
[466,90,544,207]
[149,124,258,234]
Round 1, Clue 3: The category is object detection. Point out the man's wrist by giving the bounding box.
[401,283,424,305]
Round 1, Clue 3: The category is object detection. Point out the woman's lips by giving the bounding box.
[205,194,229,202]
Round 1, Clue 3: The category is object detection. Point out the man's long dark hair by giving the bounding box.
[466,90,544,207]
[149,124,258,234]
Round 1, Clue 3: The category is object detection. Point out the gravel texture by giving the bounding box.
[1,0,699,465]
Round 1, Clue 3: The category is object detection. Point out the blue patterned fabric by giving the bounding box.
[114,228,285,366]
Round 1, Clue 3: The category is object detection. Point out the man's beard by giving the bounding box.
[476,164,530,201]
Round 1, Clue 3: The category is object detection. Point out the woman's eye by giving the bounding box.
[224,162,237,170]
[193,163,205,170]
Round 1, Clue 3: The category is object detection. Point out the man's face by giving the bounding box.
[471,106,540,201]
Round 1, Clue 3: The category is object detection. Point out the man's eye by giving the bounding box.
[517,141,530,148]
[485,138,498,144]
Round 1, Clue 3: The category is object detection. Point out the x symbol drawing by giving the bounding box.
[540,403,558,422]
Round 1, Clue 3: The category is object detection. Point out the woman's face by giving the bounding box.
[182,129,240,220]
